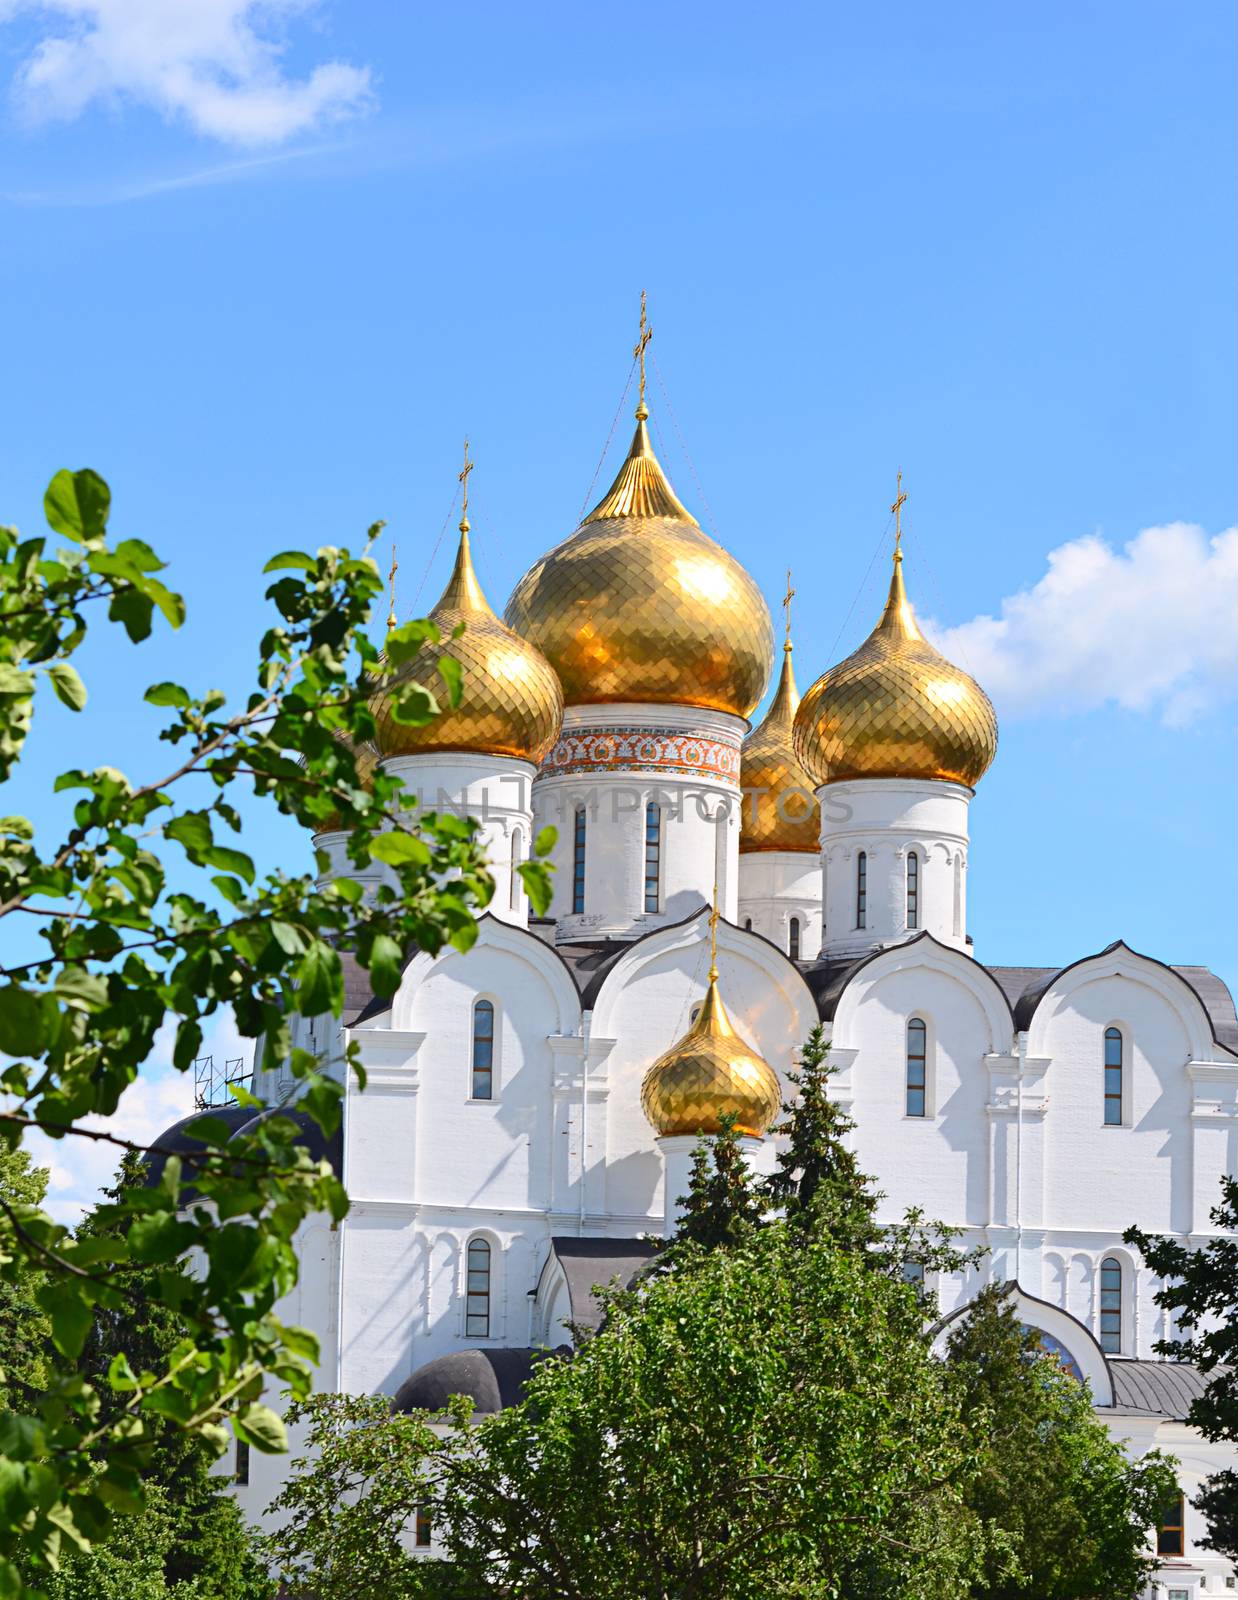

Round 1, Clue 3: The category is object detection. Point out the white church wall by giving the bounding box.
[818,778,971,958]
[589,914,818,1225]
[737,849,822,960]
[831,941,1013,1231]
[533,703,745,940]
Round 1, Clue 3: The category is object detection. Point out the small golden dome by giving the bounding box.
[740,629,819,854]
[640,961,782,1140]
[793,550,998,789]
[373,516,564,765]
[504,410,774,718]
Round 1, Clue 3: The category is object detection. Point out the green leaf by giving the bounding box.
[0,815,34,840]
[534,824,557,857]
[0,983,48,1058]
[144,681,191,708]
[107,1352,139,1392]
[262,551,317,573]
[128,1212,195,1264]
[437,653,464,708]
[296,941,342,1017]
[38,1282,93,1359]
[203,844,255,884]
[368,933,403,997]
[173,1018,203,1072]
[368,831,430,867]
[44,468,110,542]
[518,860,555,918]
[47,661,87,711]
[52,968,109,1012]
[166,810,213,858]
[235,1403,287,1454]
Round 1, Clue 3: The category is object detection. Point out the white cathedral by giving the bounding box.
[160,355,1238,1596]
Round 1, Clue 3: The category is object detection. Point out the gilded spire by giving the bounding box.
[874,533,925,645]
[738,569,816,854]
[435,441,489,614]
[581,412,697,525]
[387,541,399,632]
[634,288,652,421]
[782,568,795,654]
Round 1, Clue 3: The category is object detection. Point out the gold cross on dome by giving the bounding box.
[707,882,720,982]
[387,542,398,632]
[633,289,652,418]
[782,568,795,648]
[891,470,907,555]
[458,438,474,529]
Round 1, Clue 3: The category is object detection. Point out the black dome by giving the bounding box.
[230,1106,343,1176]
[393,1348,546,1416]
[143,1104,255,1193]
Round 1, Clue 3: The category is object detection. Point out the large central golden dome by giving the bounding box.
[373,509,564,766]
[504,406,773,718]
[641,952,782,1139]
[793,547,998,789]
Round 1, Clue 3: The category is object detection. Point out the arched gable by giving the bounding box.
[930,1285,1115,1405]
[1024,941,1223,1063]
[364,914,582,1038]
[830,933,1015,1057]
[589,906,818,1046]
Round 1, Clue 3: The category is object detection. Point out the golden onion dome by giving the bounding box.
[793,546,998,789]
[739,619,819,854]
[640,952,782,1140]
[503,404,774,718]
[373,503,564,765]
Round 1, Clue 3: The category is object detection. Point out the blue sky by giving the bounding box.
[2,2,1236,1208]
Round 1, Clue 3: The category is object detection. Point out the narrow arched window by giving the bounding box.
[415,1507,433,1549]
[906,1017,927,1117]
[509,827,523,911]
[856,852,867,929]
[1157,1490,1185,1557]
[465,1238,491,1337]
[906,850,919,929]
[572,806,586,914]
[1104,1027,1123,1125]
[788,916,801,961]
[1099,1257,1122,1354]
[471,1000,494,1100]
[644,802,661,913]
[743,917,752,931]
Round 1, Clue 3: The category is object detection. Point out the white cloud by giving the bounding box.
[926,522,1238,727]
[1,0,373,145]
[17,1008,249,1226]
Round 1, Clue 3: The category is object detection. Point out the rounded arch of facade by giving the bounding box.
[831,936,1015,1057]
[1025,946,1218,1064]
[588,909,819,1043]
[395,915,583,1036]
[930,1287,1114,1404]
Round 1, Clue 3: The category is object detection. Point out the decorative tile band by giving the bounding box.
[542,726,741,785]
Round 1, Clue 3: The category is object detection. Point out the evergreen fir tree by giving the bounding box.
[762,1024,880,1249]
[0,1147,52,1411]
[670,1115,766,1253]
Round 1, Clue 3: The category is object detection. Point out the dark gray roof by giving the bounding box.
[550,1236,660,1332]
[393,1348,545,1415]
[1108,1360,1214,1420]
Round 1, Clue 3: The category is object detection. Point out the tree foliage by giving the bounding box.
[0,468,551,1594]
[946,1284,1175,1600]
[1127,1175,1238,1563]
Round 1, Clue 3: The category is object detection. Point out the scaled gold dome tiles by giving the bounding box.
[640,975,782,1139]
[373,526,564,765]
[504,417,773,718]
[740,644,820,853]
[794,554,997,789]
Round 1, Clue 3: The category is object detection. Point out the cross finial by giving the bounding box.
[782,568,795,652]
[633,289,652,421]
[387,541,398,632]
[707,881,720,984]
[891,470,907,560]
[459,438,474,533]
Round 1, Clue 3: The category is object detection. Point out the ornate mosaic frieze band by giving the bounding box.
[542,726,742,786]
